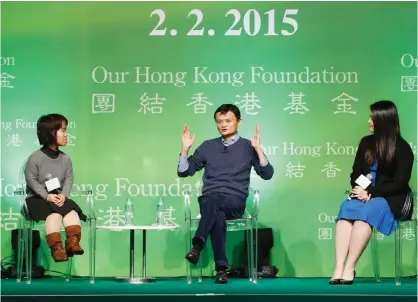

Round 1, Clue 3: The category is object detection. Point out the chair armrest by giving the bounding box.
[345,190,351,198]
[13,185,29,218]
[183,188,202,220]
[13,185,25,196]
[72,190,96,220]
[408,192,417,221]
[184,190,192,220]
[247,188,260,219]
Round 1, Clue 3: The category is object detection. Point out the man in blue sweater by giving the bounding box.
[178,104,274,284]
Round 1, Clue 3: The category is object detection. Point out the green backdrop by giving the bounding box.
[1,1,417,279]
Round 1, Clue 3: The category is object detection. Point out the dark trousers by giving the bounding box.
[193,193,245,270]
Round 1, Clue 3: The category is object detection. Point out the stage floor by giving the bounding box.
[1,277,417,302]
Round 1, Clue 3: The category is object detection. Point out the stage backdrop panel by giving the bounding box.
[1,1,417,278]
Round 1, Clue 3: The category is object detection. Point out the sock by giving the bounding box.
[216,266,228,272]
[192,237,203,251]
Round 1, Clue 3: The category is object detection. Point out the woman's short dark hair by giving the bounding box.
[37,114,68,146]
[213,104,241,120]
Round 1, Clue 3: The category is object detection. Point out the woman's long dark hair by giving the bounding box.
[365,100,401,168]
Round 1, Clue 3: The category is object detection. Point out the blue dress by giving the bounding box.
[335,160,397,236]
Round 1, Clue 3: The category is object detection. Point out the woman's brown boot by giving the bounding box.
[46,232,68,262]
[65,225,84,256]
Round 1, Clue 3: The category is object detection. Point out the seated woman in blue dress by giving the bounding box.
[330,100,414,285]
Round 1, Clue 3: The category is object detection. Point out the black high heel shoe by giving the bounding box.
[328,279,341,285]
[340,271,356,285]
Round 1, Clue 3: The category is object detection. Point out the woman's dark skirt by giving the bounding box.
[25,196,87,222]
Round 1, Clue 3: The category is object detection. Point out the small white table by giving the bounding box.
[97,225,178,283]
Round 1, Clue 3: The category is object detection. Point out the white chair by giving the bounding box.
[14,160,96,284]
[370,192,417,285]
[343,190,417,285]
[184,188,260,284]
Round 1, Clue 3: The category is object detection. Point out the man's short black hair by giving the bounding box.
[37,113,68,146]
[213,104,241,120]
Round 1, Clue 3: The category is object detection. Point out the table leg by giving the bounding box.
[117,229,140,283]
[115,228,154,283]
[142,229,146,278]
[130,229,134,279]
[139,230,154,283]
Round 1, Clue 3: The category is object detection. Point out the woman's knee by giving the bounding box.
[63,211,81,224]
[45,214,62,231]
[64,210,78,218]
[46,213,62,220]
[354,220,372,228]
[337,218,354,224]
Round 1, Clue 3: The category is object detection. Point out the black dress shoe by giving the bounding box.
[341,271,356,285]
[328,279,341,285]
[185,248,200,265]
[215,270,228,284]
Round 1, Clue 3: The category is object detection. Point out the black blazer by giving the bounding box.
[350,134,414,220]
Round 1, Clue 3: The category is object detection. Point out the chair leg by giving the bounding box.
[371,228,381,283]
[395,224,402,285]
[24,221,34,284]
[246,229,252,282]
[23,227,29,283]
[186,224,192,284]
[414,220,418,278]
[186,262,192,284]
[197,256,203,283]
[16,219,25,283]
[189,222,202,283]
[253,223,258,284]
[66,258,73,282]
[89,217,97,284]
[250,227,255,283]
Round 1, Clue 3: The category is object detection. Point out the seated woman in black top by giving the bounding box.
[330,100,414,285]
